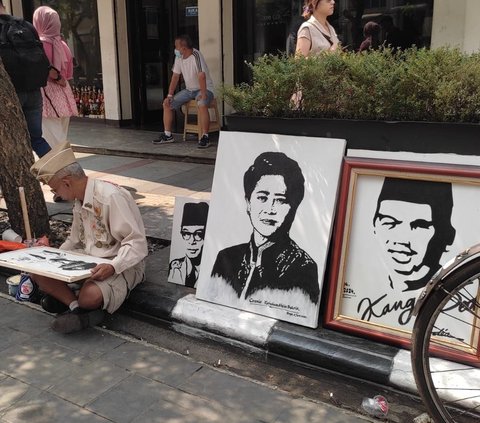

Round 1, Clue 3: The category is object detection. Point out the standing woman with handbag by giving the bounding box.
[33,6,77,149]
[296,0,339,57]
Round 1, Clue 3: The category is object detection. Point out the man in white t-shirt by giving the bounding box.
[153,34,215,149]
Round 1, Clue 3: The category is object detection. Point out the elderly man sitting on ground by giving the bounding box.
[30,142,148,334]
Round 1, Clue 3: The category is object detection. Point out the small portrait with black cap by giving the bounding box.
[168,198,209,288]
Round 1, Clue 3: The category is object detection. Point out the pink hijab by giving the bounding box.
[33,6,67,73]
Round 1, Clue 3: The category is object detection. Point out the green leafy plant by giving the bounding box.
[221,48,480,122]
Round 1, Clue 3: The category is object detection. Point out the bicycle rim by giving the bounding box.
[412,260,480,423]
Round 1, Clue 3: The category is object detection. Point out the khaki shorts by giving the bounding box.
[94,261,145,314]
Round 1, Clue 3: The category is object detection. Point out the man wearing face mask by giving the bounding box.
[153,34,215,149]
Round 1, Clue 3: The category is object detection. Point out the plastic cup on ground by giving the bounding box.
[361,395,389,418]
[2,229,22,243]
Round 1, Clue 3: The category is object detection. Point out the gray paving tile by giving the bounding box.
[0,334,94,365]
[101,159,200,181]
[126,378,264,423]
[0,338,84,390]
[233,383,293,421]
[274,398,372,423]
[128,379,226,422]
[132,399,265,423]
[154,165,214,188]
[78,154,141,172]
[0,377,42,412]
[179,367,291,422]
[0,326,31,353]
[143,392,267,423]
[1,302,51,336]
[107,342,202,386]
[150,185,207,198]
[178,367,243,401]
[131,399,211,423]
[34,326,126,360]
[86,374,167,423]
[1,390,110,423]
[47,359,130,406]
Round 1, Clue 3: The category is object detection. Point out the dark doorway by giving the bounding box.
[127,0,199,130]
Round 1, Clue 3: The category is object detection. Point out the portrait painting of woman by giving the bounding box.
[196,132,346,328]
[211,152,319,306]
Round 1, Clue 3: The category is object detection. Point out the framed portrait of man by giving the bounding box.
[195,131,346,328]
[168,197,210,288]
[325,157,480,359]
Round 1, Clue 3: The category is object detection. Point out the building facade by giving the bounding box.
[4,0,480,129]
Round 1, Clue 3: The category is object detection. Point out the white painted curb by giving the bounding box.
[390,349,480,410]
[171,294,277,346]
[389,350,418,394]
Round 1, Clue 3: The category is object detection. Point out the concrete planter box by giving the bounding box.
[224,114,480,155]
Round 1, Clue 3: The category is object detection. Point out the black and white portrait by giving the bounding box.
[0,247,112,282]
[211,152,319,303]
[332,159,480,339]
[196,132,346,328]
[168,197,209,288]
[372,177,455,292]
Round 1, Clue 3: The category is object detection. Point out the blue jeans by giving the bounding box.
[16,89,51,158]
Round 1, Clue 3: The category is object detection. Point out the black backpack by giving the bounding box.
[0,15,49,91]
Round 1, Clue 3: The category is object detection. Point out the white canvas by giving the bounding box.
[196,131,346,328]
[168,196,210,288]
[0,247,112,282]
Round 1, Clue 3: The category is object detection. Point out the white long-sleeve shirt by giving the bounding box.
[60,178,148,274]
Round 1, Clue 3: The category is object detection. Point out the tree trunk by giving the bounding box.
[0,59,50,239]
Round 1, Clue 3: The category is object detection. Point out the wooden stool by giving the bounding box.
[183,98,221,141]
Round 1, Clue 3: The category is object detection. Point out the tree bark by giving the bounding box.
[0,59,50,239]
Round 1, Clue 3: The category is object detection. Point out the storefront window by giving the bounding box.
[234,0,434,83]
[234,0,302,83]
[339,0,434,51]
[177,0,199,47]
[30,0,103,118]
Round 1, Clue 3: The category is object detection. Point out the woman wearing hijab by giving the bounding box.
[33,6,77,149]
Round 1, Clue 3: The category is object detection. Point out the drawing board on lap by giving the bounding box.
[195,131,346,328]
[0,247,112,282]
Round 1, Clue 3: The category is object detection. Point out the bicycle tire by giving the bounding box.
[412,259,480,423]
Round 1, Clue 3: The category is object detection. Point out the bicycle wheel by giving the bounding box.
[412,259,480,423]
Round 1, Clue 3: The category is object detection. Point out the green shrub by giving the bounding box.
[221,48,480,122]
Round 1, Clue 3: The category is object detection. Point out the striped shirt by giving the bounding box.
[172,48,214,92]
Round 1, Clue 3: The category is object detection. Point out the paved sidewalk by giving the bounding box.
[69,119,217,165]
[0,294,373,423]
